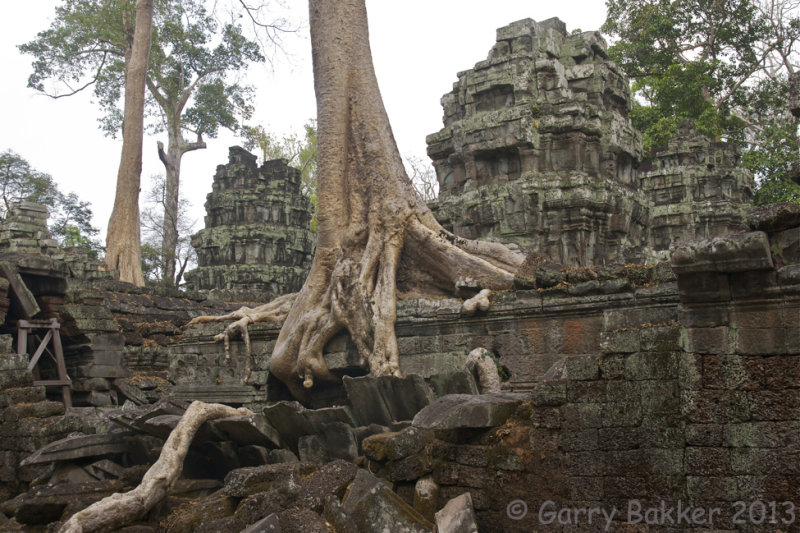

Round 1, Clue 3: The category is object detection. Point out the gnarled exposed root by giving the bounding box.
[265,212,522,401]
[185,293,296,383]
[59,401,250,533]
[183,213,523,402]
[182,0,527,402]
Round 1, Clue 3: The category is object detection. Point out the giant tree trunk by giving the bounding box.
[264,0,523,400]
[105,0,153,287]
[157,123,205,286]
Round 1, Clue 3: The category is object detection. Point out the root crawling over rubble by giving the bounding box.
[59,401,250,533]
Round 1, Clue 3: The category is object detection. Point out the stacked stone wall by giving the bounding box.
[186,147,315,297]
[0,336,82,501]
[357,207,800,532]
[428,18,649,265]
[639,121,755,253]
[427,18,756,267]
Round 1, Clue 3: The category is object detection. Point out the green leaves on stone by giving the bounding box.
[0,150,101,257]
[603,0,800,204]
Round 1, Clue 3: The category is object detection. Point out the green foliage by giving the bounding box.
[140,242,164,284]
[0,150,102,255]
[604,0,800,204]
[242,119,319,229]
[20,0,266,140]
[0,150,59,215]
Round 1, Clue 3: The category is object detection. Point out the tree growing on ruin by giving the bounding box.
[105,0,154,285]
[1,150,102,256]
[603,0,800,203]
[20,0,290,285]
[57,3,524,528]
[193,0,523,401]
[140,173,197,285]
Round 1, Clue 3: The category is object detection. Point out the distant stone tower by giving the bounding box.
[639,121,754,254]
[185,147,315,297]
[427,18,647,265]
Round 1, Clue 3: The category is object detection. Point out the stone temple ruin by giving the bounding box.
[0,16,799,533]
[185,146,315,298]
[429,18,754,265]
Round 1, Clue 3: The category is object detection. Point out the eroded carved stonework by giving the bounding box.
[427,18,755,265]
[185,147,315,297]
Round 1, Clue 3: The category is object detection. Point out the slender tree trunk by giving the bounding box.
[105,0,153,286]
[265,0,523,400]
[157,118,205,286]
[159,130,181,285]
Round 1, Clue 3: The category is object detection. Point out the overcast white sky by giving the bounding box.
[0,1,608,238]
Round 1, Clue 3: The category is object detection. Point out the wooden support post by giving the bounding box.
[17,318,72,409]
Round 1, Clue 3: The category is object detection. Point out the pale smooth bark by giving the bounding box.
[58,401,250,533]
[191,0,523,401]
[156,125,205,285]
[104,0,153,286]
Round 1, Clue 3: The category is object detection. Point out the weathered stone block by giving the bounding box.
[223,462,317,498]
[343,469,434,532]
[297,435,330,466]
[435,492,479,533]
[412,393,526,431]
[672,232,773,274]
[363,426,434,462]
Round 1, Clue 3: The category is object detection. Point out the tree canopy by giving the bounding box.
[20,0,266,139]
[0,149,101,256]
[603,0,800,203]
[21,0,291,284]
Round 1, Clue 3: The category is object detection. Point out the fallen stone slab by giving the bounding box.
[241,513,280,533]
[238,445,270,466]
[2,479,125,525]
[210,414,281,448]
[362,426,434,462]
[342,469,434,532]
[302,405,358,432]
[223,462,317,498]
[435,492,479,533]
[294,459,359,512]
[141,414,183,439]
[412,393,527,431]
[162,489,237,533]
[343,375,393,426]
[344,374,435,426]
[262,401,314,447]
[234,477,301,526]
[268,449,299,464]
[377,374,435,423]
[85,458,125,480]
[323,494,359,533]
[0,262,39,318]
[20,432,133,466]
[298,434,330,465]
[109,397,189,435]
[276,508,331,533]
[322,422,358,461]
[428,370,480,397]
